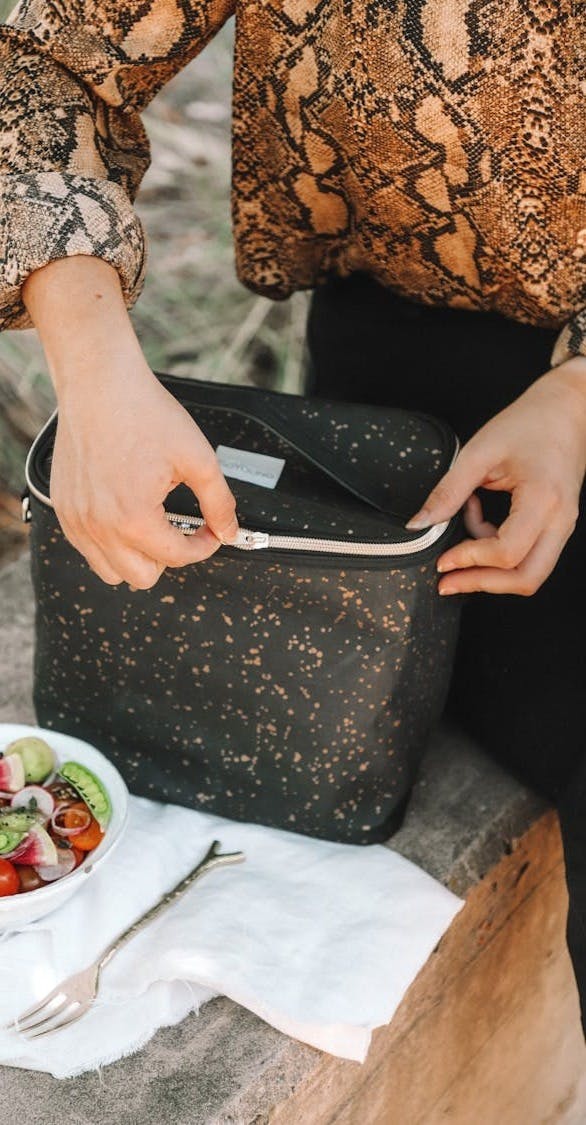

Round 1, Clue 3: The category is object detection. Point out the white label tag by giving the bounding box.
[216,445,285,489]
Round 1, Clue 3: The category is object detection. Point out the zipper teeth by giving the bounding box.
[165,511,450,556]
[25,409,458,558]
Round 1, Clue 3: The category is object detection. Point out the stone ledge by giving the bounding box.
[1,553,583,1124]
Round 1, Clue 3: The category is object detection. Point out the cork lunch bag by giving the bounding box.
[23,374,462,844]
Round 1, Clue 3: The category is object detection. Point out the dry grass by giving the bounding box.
[0,19,309,552]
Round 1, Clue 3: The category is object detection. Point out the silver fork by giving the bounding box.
[5,839,245,1039]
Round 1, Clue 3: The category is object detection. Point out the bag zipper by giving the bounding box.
[165,511,451,555]
[23,409,457,559]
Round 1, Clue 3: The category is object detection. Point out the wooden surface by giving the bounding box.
[270,811,586,1125]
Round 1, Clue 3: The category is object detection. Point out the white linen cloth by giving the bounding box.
[0,795,464,1078]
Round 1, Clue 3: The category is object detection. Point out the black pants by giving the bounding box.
[305,272,586,1036]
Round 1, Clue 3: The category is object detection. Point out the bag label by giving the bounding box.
[216,445,285,489]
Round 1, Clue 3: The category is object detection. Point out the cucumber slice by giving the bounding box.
[5,737,56,784]
[0,829,26,855]
[58,761,112,830]
[0,809,41,832]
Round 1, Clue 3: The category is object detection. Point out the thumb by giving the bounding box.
[406,444,492,529]
[180,451,240,544]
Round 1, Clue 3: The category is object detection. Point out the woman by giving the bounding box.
[1,0,585,1035]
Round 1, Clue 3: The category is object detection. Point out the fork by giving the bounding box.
[5,839,245,1039]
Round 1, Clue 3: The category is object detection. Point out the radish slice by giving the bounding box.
[2,835,32,861]
[34,845,76,882]
[51,802,91,837]
[11,786,55,822]
[5,737,56,784]
[10,824,58,867]
[0,754,25,793]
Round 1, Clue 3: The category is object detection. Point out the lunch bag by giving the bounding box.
[23,374,463,845]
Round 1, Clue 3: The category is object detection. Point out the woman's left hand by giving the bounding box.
[406,357,586,596]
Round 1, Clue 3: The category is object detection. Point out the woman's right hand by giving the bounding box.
[52,365,240,588]
[23,256,239,589]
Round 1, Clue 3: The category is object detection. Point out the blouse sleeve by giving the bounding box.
[0,0,234,330]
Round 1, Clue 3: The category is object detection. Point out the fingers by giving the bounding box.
[404,374,585,596]
[62,515,168,589]
[54,467,236,589]
[123,509,225,567]
[55,508,173,590]
[92,541,167,590]
[180,450,239,545]
[57,513,124,586]
[406,441,494,529]
[83,547,126,587]
[462,494,497,540]
[57,507,224,589]
[438,484,543,574]
[438,526,572,597]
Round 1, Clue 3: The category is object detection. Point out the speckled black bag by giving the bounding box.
[24,374,462,844]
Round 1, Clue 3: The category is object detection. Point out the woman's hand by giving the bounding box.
[406,357,586,596]
[23,256,239,589]
[51,368,239,589]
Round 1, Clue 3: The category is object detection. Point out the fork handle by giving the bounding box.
[97,840,245,971]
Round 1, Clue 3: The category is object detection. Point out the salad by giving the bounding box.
[0,736,112,897]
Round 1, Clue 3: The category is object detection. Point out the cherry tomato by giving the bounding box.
[71,846,85,868]
[0,858,20,896]
[64,805,104,851]
[17,865,45,893]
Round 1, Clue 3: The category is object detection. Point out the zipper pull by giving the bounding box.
[21,491,31,524]
[165,512,268,549]
[235,529,269,550]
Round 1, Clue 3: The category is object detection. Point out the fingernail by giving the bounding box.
[439,586,456,596]
[437,561,455,573]
[406,509,431,530]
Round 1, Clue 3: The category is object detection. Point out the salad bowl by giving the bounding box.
[0,723,128,929]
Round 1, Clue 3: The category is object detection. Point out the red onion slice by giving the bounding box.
[11,786,55,822]
[50,802,91,838]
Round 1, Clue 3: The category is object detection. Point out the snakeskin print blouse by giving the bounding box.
[0,0,584,366]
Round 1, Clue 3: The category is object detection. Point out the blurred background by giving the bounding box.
[0,8,309,562]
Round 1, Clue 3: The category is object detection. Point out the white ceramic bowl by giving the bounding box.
[0,723,128,928]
